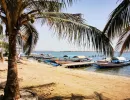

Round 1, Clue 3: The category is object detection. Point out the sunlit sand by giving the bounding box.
[0,60,130,100]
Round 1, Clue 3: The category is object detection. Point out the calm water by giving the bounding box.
[34,51,130,77]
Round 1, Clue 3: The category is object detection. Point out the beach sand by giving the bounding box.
[0,60,130,100]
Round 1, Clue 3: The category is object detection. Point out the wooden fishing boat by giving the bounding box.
[63,55,92,62]
[94,62,129,68]
[55,60,73,64]
[94,57,130,68]
[43,59,61,66]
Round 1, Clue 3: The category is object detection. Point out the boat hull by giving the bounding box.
[94,61,130,68]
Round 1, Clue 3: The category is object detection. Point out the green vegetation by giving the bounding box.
[0,35,8,54]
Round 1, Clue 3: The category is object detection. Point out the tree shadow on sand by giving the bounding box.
[38,92,110,100]
[1,82,129,100]
[124,99,130,100]
[22,83,111,100]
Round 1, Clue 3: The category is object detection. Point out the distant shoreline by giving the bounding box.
[34,51,96,52]
[34,51,130,53]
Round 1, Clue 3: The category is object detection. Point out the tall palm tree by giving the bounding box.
[0,0,113,99]
[103,0,130,55]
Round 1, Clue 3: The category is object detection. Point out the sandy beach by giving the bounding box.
[0,60,130,100]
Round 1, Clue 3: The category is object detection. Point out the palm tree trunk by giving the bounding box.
[3,30,20,100]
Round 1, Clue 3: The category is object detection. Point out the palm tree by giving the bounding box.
[0,0,113,99]
[103,0,130,55]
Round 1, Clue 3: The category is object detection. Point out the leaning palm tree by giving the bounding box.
[103,0,130,55]
[0,0,113,99]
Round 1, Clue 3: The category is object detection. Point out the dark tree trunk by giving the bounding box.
[3,30,20,100]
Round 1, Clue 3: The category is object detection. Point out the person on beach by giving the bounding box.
[0,48,4,62]
[17,53,21,61]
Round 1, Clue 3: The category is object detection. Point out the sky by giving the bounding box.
[34,0,119,51]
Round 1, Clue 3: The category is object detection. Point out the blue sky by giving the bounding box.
[35,0,119,51]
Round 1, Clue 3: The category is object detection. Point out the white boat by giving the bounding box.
[94,57,130,68]
[63,55,92,62]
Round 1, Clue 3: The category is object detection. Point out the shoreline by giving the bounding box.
[0,60,130,100]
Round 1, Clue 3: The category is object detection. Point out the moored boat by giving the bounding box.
[43,59,61,66]
[63,55,92,62]
[94,57,130,68]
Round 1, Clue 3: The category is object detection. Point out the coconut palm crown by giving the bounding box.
[103,0,130,55]
[0,0,113,99]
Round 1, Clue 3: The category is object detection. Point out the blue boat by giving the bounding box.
[44,59,61,67]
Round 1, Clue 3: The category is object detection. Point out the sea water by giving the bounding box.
[34,51,130,77]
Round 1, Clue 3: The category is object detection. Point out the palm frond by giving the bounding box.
[37,12,113,56]
[53,0,77,6]
[38,12,84,24]
[20,23,38,55]
[29,0,77,9]
[26,1,63,12]
[116,26,130,55]
[103,0,130,38]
